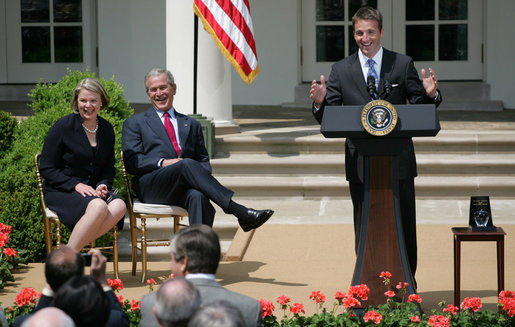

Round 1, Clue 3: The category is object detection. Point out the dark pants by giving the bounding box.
[350,178,417,276]
[134,159,234,226]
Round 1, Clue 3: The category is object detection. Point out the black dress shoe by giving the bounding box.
[238,209,274,232]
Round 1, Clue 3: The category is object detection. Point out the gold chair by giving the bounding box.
[120,151,188,282]
[35,152,119,278]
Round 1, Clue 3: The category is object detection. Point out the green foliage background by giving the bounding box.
[0,70,133,261]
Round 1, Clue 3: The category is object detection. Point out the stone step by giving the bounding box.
[211,153,515,176]
[215,129,515,155]
[211,175,515,199]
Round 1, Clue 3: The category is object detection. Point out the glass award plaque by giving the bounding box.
[469,196,496,231]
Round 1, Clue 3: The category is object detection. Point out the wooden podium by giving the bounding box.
[321,104,440,306]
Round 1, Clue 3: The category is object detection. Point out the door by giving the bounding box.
[301,0,392,82]
[392,0,483,80]
[5,0,96,83]
[301,0,483,81]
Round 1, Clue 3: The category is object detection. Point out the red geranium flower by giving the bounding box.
[379,271,392,279]
[384,290,395,298]
[0,223,12,234]
[309,291,327,304]
[443,304,459,315]
[396,282,409,289]
[343,296,361,309]
[15,288,39,307]
[411,316,421,323]
[116,294,125,306]
[259,299,275,318]
[334,291,346,304]
[348,284,369,301]
[146,278,157,285]
[289,303,305,315]
[428,314,450,327]
[131,299,141,310]
[0,232,9,248]
[363,310,382,324]
[408,294,422,303]
[461,297,482,312]
[3,247,17,257]
[277,295,290,307]
[107,278,124,292]
[499,290,515,317]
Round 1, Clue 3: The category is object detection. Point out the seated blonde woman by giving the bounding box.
[39,78,126,251]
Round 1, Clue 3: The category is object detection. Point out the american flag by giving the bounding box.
[194,0,259,85]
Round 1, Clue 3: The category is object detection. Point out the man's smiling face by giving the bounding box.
[146,73,176,112]
[353,19,384,58]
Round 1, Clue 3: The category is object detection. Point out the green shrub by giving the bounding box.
[0,111,18,156]
[0,69,133,261]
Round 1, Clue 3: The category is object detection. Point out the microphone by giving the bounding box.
[382,80,392,100]
[367,75,376,99]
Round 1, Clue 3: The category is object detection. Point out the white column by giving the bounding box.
[165,1,235,126]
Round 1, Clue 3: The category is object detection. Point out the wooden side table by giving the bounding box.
[452,226,506,306]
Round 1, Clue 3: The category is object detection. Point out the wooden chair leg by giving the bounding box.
[113,226,119,279]
[44,218,52,254]
[141,218,147,283]
[130,214,138,276]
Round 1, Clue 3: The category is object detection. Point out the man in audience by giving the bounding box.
[153,278,201,327]
[188,300,245,327]
[140,225,262,327]
[21,307,75,327]
[14,247,128,327]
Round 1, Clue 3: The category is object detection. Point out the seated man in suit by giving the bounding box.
[13,246,128,327]
[139,225,261,327]
[153,278,201,327]
[122,68,273,229]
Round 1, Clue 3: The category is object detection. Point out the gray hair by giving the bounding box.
[144,68,175,92]
[154,278,201,327]
[21,307,75,327]
[187,300,245,327]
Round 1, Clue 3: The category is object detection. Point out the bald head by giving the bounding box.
[45,246,84,291]
[21,307,75,327]
[154,278,201,327]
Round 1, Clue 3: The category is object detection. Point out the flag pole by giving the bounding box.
[193,13,198,115]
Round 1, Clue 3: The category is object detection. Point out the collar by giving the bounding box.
[186,273,216,280]
[153,106,177,119]
[358,46,383,70]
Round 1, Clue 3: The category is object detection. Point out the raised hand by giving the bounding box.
[310,75,327,106]
[421,68,438,98]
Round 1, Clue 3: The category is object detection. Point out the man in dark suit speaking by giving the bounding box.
[310,7,442,277]
[122,68,273,230]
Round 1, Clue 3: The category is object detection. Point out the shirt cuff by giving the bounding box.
[42,287,55,297]
[103,285,112,292]
[157,158,164,168]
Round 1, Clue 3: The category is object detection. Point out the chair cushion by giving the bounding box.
[45,207,58,219]
[133,200,188,216]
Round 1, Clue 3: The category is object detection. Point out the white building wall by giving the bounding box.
[485,0,515,109]
[231,0,300,106]
[98,0,166,104]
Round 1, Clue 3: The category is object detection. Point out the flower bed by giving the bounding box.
[3,271,514,326]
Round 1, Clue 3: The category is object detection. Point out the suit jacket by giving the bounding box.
[313,48,442,183]
[13,291,129,327]
[139,278,262,327]
[121,107,211,197]
[40,113,116,193]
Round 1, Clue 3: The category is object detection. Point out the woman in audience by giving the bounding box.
[40,78,126,251]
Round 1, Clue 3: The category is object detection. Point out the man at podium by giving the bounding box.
[310,6,442,277]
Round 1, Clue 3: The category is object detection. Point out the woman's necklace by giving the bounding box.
[82,119,98,134]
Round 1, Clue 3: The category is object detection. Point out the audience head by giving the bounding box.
[153,277,201,327]
[169,225,221,276]
[53,275,110,327]
[352,6,383,31]
[45,245,84,292]
[71,78,110,114]
[21,307,75,327]
[188,300,245,327]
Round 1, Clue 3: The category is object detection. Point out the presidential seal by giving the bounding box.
[361,100,398,136]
